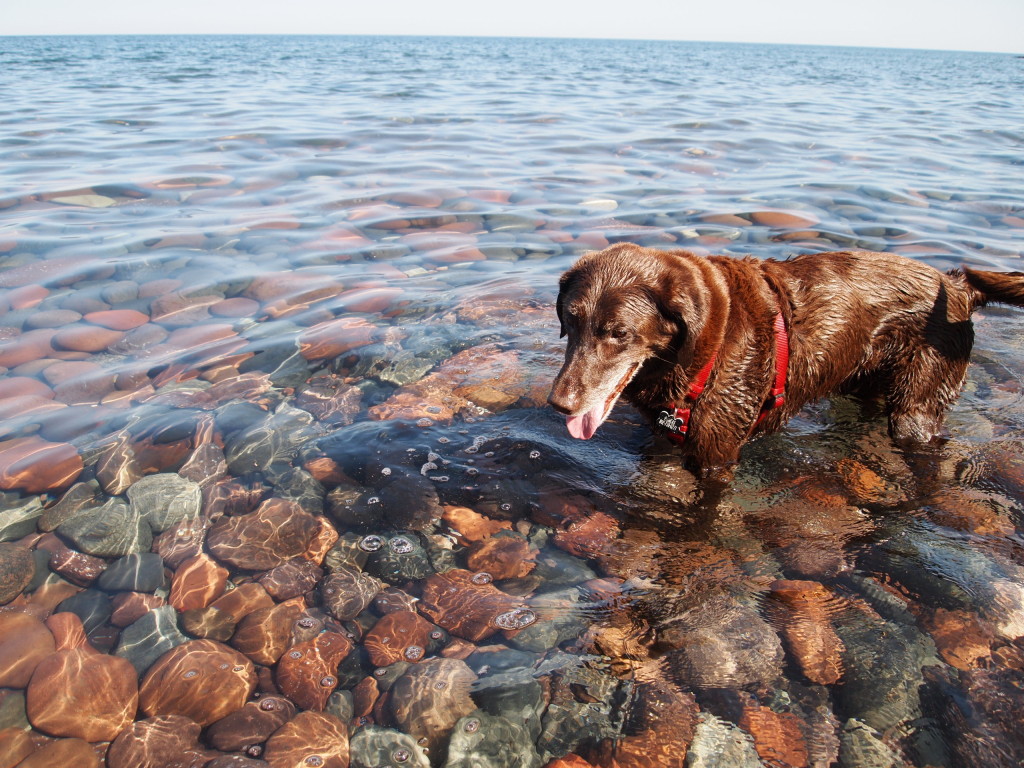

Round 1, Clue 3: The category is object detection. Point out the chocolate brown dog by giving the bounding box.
[549,243,1024,477]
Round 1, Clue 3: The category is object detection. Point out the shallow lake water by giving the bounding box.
[1,35,1023,768]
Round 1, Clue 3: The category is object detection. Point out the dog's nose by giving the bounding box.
[547,388,575,415]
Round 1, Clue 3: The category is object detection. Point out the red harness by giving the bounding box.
[658,311,789,444]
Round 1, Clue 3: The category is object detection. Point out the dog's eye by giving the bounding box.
[610,328,628,340]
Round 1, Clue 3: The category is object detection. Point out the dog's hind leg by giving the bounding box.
[886,345,971,445]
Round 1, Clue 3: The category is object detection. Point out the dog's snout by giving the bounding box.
[547,391,573,415]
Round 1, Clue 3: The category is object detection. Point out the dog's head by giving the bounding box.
[548,244,721,439]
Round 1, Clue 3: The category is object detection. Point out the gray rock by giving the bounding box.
[96,553,166,592]
[445,710,542,768]
[56,589,112,635]
[37,481,102,531]
[56,496,152,557]
[0,542,35,604]
[660,596,784,689]
[272,467,325,515]
[508,589,586,654]
[838,719,902,768]
[685,713,765,768]
[0,492,44,541]
[127,473,202,533]
[349,725,430,768]
[472,668,545,742]
[115,605,189,675]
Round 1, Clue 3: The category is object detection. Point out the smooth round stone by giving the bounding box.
[0,436,83,494]
[320,567,383,621]
[107,714,213,768]
[138,639,257,727]
[24,309,83,330]
[205,696,296,752]
[15,737,101,768]
[179,606,237,642]
[97,553,166,593]
[229,598,305,667]
[100,280,140,304]
[0,727,34,766]
[210,297,260,317]
[52,323,125,353]
[0,328,57,368]
[126,472,203,534]
[26,641,138,741]
[0,375,53,400]
[349,725,429,768]
[169,553,228,612]
[0,612,56,688]
[0,493,43,543]
[83,308,150,330]
[38,480,102,531]
[446,710,541,768]
[56,496,152,557]
[115,605,190,675]
[207,498,320,571]
[264,710,349,768]
[275,631,353,711]
[55,590,113,635]
[390,658,478,755]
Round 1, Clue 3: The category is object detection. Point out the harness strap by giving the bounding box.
[658,310,789,444]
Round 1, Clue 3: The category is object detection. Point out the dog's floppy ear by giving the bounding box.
[654,268,706,370]
[555,272,573,338]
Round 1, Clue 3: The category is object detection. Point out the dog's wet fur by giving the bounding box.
[549,244,1024,479]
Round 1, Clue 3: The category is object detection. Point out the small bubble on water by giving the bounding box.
[297,617,317,629]
[404,645,425,661]
[393,748,411,763]
[367,496,381,505]
[500,503,512,512]
[381,467,392,476]
[259,698,281,711]
[426,406,442,414]
[466,467,479,477]
[304,757,324,767]
[470,572,493,585]
[416,418,434,427]
[529,450,541,459]
[484,451,495,458]
[319,675,337,687]
[390,536,415,554]
[463,718,480,733]
[289,650,303,659]
[493,608,537,630]
[183,669,198,679]
[438,436,450,444]
[360,535,385,551]
[432,475,450,482]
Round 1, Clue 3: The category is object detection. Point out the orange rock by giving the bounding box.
[15,738,100,768]
[26,614,138,741]
[738,705,810,768]
[303,516,340,565]
[554,510,620,559]
[924,608,994,670]
[231,597,306,666]
[138,639,256,726]
[0,375,53,399]
[208,581,275,623]
[210,296,260,317]
[750,210,818,228]
[264,710,350,768]
[543,758,595,768]
[0,611,56,688]
[52,323,125,352]
[0,436,82,493]
[466,536,537,580]
[836,458,887,503]
[364,611,435,666]
[83,309,150,330]
[275,631,353,711]
[0,328,56,368]
[769,580,845,685]
[169,553,229,612]
[0,727,34,767]
[419,569,535,642]
[110,592,166,627]
[297,316,379,361]
[442,505,512,543]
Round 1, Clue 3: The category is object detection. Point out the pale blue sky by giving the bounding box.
[2,0,1021,54]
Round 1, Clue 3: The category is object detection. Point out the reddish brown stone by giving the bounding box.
[51,323,125,353]
[209,296,260,318]
[0,727,34,768]
[0,436,82,493]
[554,510,620,559]
[231,597,306,666]
[16,738,101,768]
[152,515,208,569]
[738,704,810,768]
[205,696,296,752]
[149,292,219,327]
[275,631,353,711]
[0,328,56,368]
[169,553,229,612]
[138,639,256,726]
[924,608,994,670]
[110,592,166,627]
[390,658,477,755]
[0,611,56,688]
[0,375,53,400]
[207,498,321,571]
[106,714,212,768]
[593,676,698,768]
[83,309,150,330]
[769,580,846,686]
[295,376,362,426]
[264,710,349,768]
[419,569,534,642]
[750,210,818,228]
[26,615,138,741]
[297,317,379,361]
[374,586,418,615]
[442,505,512,544]
[465,536,537,580]
[209,582,275,623]
[257,558,323,601]
[364,611,435,666]
[320,567,383,621]
[94,434,144,495]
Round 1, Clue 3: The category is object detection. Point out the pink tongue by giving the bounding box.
[566,405,604,440]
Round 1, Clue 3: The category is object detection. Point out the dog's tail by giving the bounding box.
[960,266,1024,310]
